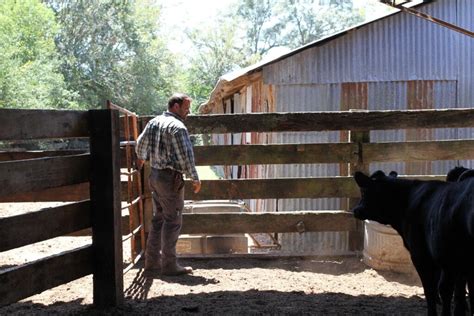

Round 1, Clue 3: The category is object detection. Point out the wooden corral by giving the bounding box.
[2,107,474,308]
[0,109,123,307]
[120,108,474,254]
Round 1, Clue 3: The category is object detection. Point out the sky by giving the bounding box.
[160,0,398,64]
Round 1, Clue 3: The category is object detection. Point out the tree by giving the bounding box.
[45,0,177,114]
[280,0,365,48]
[235,0,285,60]
[184,19,246,110]
[0,0,77,109]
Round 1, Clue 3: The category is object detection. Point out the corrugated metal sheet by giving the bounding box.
[211,0,474,254]
[263,1,458,84]
[456,0,474,168]
[267,0,473,254]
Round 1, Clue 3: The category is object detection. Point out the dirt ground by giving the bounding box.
[1,203,427,315]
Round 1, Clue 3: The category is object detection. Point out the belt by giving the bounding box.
[153,167,182,175]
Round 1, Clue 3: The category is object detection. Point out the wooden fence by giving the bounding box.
[1,107,474,306]
[0,109,123,307]
[138,108,474,251]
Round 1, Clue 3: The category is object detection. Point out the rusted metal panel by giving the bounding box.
[204,0,473,255]
[406,80,434,175]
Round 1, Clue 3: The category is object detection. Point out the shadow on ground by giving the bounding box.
[0,290,426,315]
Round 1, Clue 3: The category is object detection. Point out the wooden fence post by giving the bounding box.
[348,129,370,252]
[89,109,123,308]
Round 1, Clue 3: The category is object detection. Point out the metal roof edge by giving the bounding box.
[199,1,431,113]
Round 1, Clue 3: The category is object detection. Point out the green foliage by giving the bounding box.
[235,0,366,53]
[236,0,285,59]
[0,0,78,109]
[184,0,367,110]
[184,19,246,111]
[0,0,372,113]
[279,0,365,48]
[46,0,177,114]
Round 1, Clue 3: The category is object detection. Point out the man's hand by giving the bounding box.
[192,180,201,193]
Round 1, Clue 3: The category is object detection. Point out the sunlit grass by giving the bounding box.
[196,166,221,180]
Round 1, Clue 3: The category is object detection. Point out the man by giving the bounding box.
[136,93,201,275]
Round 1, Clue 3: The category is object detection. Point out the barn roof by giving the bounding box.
[198,0,431,114]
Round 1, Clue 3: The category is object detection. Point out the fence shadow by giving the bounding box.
[182,257,368,275]
[124,268,219,300]
[174,257,422,287]
[0,290,427,315]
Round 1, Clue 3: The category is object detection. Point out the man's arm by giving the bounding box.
[135,122,152,162]
[172,128,200,184]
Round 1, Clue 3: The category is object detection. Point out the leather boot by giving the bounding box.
[161,259,192,276]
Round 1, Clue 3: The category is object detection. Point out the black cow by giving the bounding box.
[352,170,474,316]
[445,166,474,315]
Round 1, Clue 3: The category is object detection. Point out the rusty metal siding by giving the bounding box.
[368,81,407,174]
[456,0,474,169]
[263,1,459,85]
[270,83,347,254]
[215,0,473,254]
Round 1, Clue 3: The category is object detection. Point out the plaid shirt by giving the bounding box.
[136,111,199,181]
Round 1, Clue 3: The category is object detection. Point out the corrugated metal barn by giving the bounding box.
[198,0,474,254]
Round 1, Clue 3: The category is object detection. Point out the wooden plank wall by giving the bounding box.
[0,109,93,306]
[0,109,123,308]
[1,108,473,306]
[139,108,474,242]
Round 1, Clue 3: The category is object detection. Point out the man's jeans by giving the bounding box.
[145,168,185,266]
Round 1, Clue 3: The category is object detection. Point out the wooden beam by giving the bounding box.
[0,201,91,252]
[0,154,90,198]
[0,149,132,169]
[144,109,474,134]
[194,143,358,165]
[0,182,89,202]
[181,211,356,234]
[88,109,123,308]
[364,140,474,162]
[67,214,130,236]
[0,246,93,306]
[0,181,133,202]
[178,253,355,260]
[0,150,87,162]
[0,109,89,140]
[184,177,360,200]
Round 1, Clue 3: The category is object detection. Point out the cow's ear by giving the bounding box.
[389,171,398,178]
[354,171,371,188]
[370,170,386,180]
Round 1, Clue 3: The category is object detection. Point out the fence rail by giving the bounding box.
[0,108,122,308]
[0,109,89,140]
[0,154,90,197]
[142,108,474,133]
[181,211,355,234]
[0,201,91,252]
[2,107,473,307]
[0,246,93,306]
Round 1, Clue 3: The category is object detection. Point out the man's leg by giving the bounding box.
[156,170,192,275]
[144,173,164,271]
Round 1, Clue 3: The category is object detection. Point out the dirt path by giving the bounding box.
[1,255,426,315]
[1,203,426,315]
